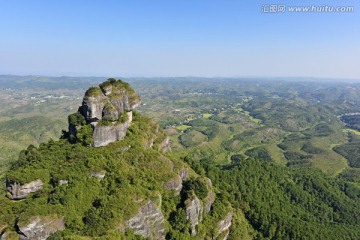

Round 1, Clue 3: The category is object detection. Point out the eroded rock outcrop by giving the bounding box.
[185,193,203,236]
[204,178,215,213]
[81,80,140,123]
[217,212,233,240]
[159,137,171,153]
[125,201,165,240]
[93,120,130,147]
[89,171,106,180]
[179,167,189,181]
[6,179,43,200]
[0,225,7,239]
[68,78,141,147]
[17,215,65,240]
[81,91,107,122]
[165,174,183,195]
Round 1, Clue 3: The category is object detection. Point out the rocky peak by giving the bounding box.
[80,78,140,123]
[68,78,141,147]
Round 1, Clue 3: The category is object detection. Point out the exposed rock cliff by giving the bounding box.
[159,137,171,153]
[93,121,130,147]
[81,91,107,122]
[217,212,233,240]
[6,179,43,200]
[69,78,141,147]
[81,80,140,123]
[185,193,203,236]
[204,178,215,213]
[17,216,64,240]
[125,201,165,240]
[179,167,189,180]
[165,174,183,195]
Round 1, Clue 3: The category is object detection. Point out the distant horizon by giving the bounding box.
[1,73,359,82]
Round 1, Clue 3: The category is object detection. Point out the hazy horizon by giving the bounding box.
[1,74,360,83]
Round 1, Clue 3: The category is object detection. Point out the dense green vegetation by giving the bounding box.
[84,87,103,97]
[1,77,360,239]
[334,143,360,168]
[186,118,219,141]
[300,142,322,154]
[182,177,209,200]
[341,115,360,131]
[68,112,86,126]
[185,157,360,239]
[0,116,66,178]
[1,113,191,238]
[245,147,272,162]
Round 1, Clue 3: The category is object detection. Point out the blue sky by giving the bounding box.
[0,0,359,78]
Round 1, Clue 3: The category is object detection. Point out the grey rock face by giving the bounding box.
[127,111,133,123]
[6,179,43,200]
[102,103,119,121]
[159,137,171,153]
[217,212,232,238]
[179,167,189,181]
[90,171,106,180]
[82,95,107,122]
[74,80,141,147]
[185,194,203,236]
[93,121,130,147]
[100,84,112,96]
[205,178,215,213]
[108,94,140,113]
[125,201,165,240]
[18,216,65,240]
[144,138,155,149]
[59,180,68,186]
[165,175,182,195]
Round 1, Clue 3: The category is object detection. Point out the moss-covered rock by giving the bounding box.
[84,86,103,97]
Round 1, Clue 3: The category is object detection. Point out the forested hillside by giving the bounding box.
[0,77,360,239]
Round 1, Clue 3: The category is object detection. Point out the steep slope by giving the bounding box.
[0,80,232,239]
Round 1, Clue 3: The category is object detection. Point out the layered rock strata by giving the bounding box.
[125,201,165,240]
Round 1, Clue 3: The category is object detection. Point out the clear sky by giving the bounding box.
[0,0,359,78]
